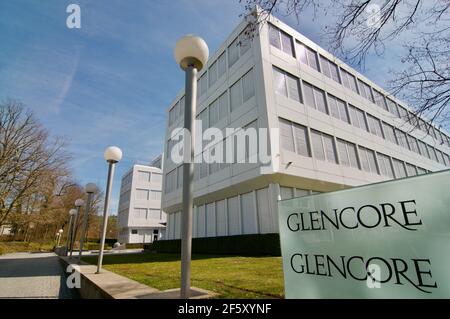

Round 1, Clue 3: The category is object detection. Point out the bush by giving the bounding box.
[152,233,281,256]
[124,243,144,249]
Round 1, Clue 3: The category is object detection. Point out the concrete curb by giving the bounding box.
[59,256,218,299]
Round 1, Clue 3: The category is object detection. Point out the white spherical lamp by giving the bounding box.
[85,183,97,194]
[174,35,209,71]
[75,199,85,207]
[104,146,122,163]
[59,229,64,233]
[69,208,77,216]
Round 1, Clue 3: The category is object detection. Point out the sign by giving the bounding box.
[278,170,450,298]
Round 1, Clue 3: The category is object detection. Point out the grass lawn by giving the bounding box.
[0,241,54,255]
[82,253,284,299]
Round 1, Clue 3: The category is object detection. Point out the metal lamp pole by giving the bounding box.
[65,210,76,256]
[79,183,96,261]
[174,35,209,299]
[96,146,122,274]
[70,199,84,258]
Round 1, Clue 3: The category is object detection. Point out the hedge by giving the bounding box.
[149,233,281,256]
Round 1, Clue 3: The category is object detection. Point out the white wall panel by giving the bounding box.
[257,188,275,233]
[197,205,206,238]
[216,199,228,236]
[206,203,216,237]
[241,192,258,234]
[228,196,241,235]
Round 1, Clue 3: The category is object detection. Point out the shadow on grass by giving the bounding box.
[82,252,278,266]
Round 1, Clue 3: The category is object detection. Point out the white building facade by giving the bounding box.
[161,14,450,240]
[117,163,166,244]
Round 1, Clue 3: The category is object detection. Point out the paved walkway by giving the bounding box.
[0,252,79,299]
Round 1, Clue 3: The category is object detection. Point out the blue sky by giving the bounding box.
[0,0,407,214]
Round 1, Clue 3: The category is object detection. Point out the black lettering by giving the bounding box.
[320,209,340,230]
[400,200,422,230]
[366,257,393,283]
[309,211,322,230]
[290,254,304,273]
[314,255,328,276]
[287,213,300,231]
[357,205,382,228]
[339,207,358,229]
[346,256,367,281]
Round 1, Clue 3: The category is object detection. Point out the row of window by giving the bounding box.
[272,66,450,165]
[167,69,256,159]
[165,120,261,194]
[137,170,162,184]
[135,188,162,201]
[268,23,450,147]
[279,117,430,178]
[169,29,253,127]
[133,208,162,220]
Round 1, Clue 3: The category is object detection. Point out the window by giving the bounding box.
[293,122,310,157]
[131,229,138,235]
[218,91,228,120]
[138,171,150,183]
[230,79,242,112]
[209,60,218,87]
[209,91,228,127]
[148,209,161,220]
[349,105,369,132]
[358,79,374,102]
[392,158,407,178]
[134,208,147,219]
[300,82,328,113]
[417,167,427,175]
[377,153,394,178]
[328,94,350,123]
[311,130,337,164]
[150,190,161,201]
[382,122,397,144]
[209,98,219,127]
[279,118,295,152]
[135,189,149,200]
[386,98,400,117]
[269,24,294,56]
[427,145,438,162]
[197,72,207,98]
[395,129,409,149]
[228,37,239,67]
[340,69,358,93]
[373,89,388,111]
[239,30,251,56]
[417,140,429,158]
[406,163,417,176]
[151,173,162,184]
[165,168,177,193]
[279,118,311,157]
[398,106,408,120]
[359,146,379,174]
[337,138,359,169]
[272,67,301,102]
[298,42,320,71]
[217,52,227,78]
[242,69,255,103]
[407,135,419,154]
[320,55,340,82]
[367,114,384,138]
[436,150,445,165]
[230,69,254,112]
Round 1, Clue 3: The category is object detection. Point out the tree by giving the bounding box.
[0,100,70,227]
[240,0,450,131]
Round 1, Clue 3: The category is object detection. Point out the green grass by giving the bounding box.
[82,253,284,299]
[0,241,54,255]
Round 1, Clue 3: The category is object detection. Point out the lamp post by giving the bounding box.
[70,199,84,258]
[174,35,209,299]
[78,183,97,261]
[57,229,63,247]
[66,209,77,256]
[96,146,122,274]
